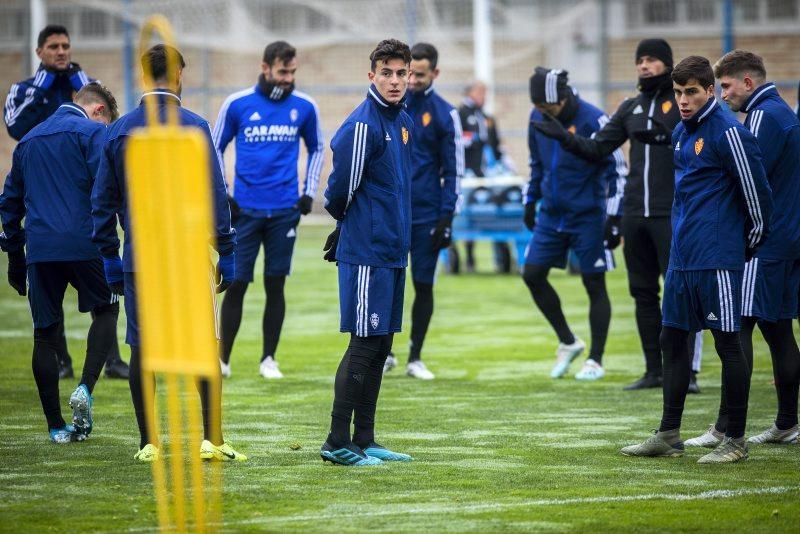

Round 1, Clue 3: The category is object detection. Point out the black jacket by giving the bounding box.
[563,77,680,218]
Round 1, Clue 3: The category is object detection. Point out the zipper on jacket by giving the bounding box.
[643,95,657,218]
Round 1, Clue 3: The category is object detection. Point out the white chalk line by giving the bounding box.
[120,484,800,532]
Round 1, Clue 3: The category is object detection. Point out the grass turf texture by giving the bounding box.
[1,223,798,532]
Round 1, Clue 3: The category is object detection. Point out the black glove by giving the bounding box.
[631,117,673,145]
[7,250,26,296]
[604,215,622,250]
[532,113,570,143]
[295,194,313,215]
[227,195,240,225]
[323,227,340,263]
[430,216,453,251]
[524,202,537,231]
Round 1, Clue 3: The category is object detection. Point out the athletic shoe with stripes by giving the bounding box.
[383,353,397,375]
[621,431,684,457]
[69,384,93,436]
[575,359,605,381]
[697,437,748,464]
[550,337,585,378]
[320,441,383,466]
[49,424,85,444]
[684,425,724,448]
[747,424,799,445]
[134,444,159,462]
[363,443,413,462]
[200,440,248,461]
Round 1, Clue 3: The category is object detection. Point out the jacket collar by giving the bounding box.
[682,97,716,132]
[742,82,777,113]
[406,83,435,106]
[367,84,405,113]
[139,89,182,106]
[57,102,89,119]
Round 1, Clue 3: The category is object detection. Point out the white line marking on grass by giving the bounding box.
[121,485,800,531]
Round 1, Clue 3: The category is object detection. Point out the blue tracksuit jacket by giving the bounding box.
[212,85,324,210]
[324,85,413,268]
[91,90,235,272]
[0,103,104,263]
[405,84,463,225]
[526,98,627,231]
[4,64,94,141]
[740,83,800,261]
[670,98,772,271]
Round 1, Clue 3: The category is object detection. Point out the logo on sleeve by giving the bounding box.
[422,112,432,127]
[402,127,409,145]
[694,138,704,155]
[633,104,643,114]
[662,101,673,114]
[370,313,379,329]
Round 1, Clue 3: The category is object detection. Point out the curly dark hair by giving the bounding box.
[370,39,411,72]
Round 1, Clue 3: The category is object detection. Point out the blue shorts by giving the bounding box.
[663,269,742,332]
[524,223,614,273]
[741,258,800,322]
[234,208,301,281]
[27,260,116,328]
[410,223,438,284]
[124,271,219,347]
[338,262,405,337]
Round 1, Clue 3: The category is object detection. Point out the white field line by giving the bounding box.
[121,485,800,532]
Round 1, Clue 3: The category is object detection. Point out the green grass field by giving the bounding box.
[1,224,798,532]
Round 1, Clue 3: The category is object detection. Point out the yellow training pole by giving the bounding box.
[126,15,222,533]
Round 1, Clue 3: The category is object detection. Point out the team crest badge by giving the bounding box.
[568,125,577,134]
[370,313,379,329]
[290,109,298,122]
[402,127,409,145]
[694,138,704,155]
[661,100,673,114]
[422,112,431,127]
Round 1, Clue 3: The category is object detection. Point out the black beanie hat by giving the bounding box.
[529,67,570,105]
[635,38,673,68]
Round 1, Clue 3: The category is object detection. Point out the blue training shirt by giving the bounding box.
[91,90,235,272]
[324,85,413,268]
[0,103,104,263]
[213,85,324,211]
[526,96,627,231]
[670,98,772,271]
[405,84,464,225]
[740,83,800,261]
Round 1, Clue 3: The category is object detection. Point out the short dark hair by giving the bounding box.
[141,44,186,82]
[37,25,69,49]
[263,41,296,66]
[75,83,119,122]
[411,42,438,70]
[672,55,714,89]
[713,49,767,80]
[369,39,411,72]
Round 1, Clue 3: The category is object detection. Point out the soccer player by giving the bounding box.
[91,44,246,462]
[381,42,463,380]
[320,39,414,466]
[683,51,800,447]
[622,56,772,463]
[531,39,704,393]
[0,84,119,443]
[3,24,128,380]
[213,41,323,380]
[523,68,627,381]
